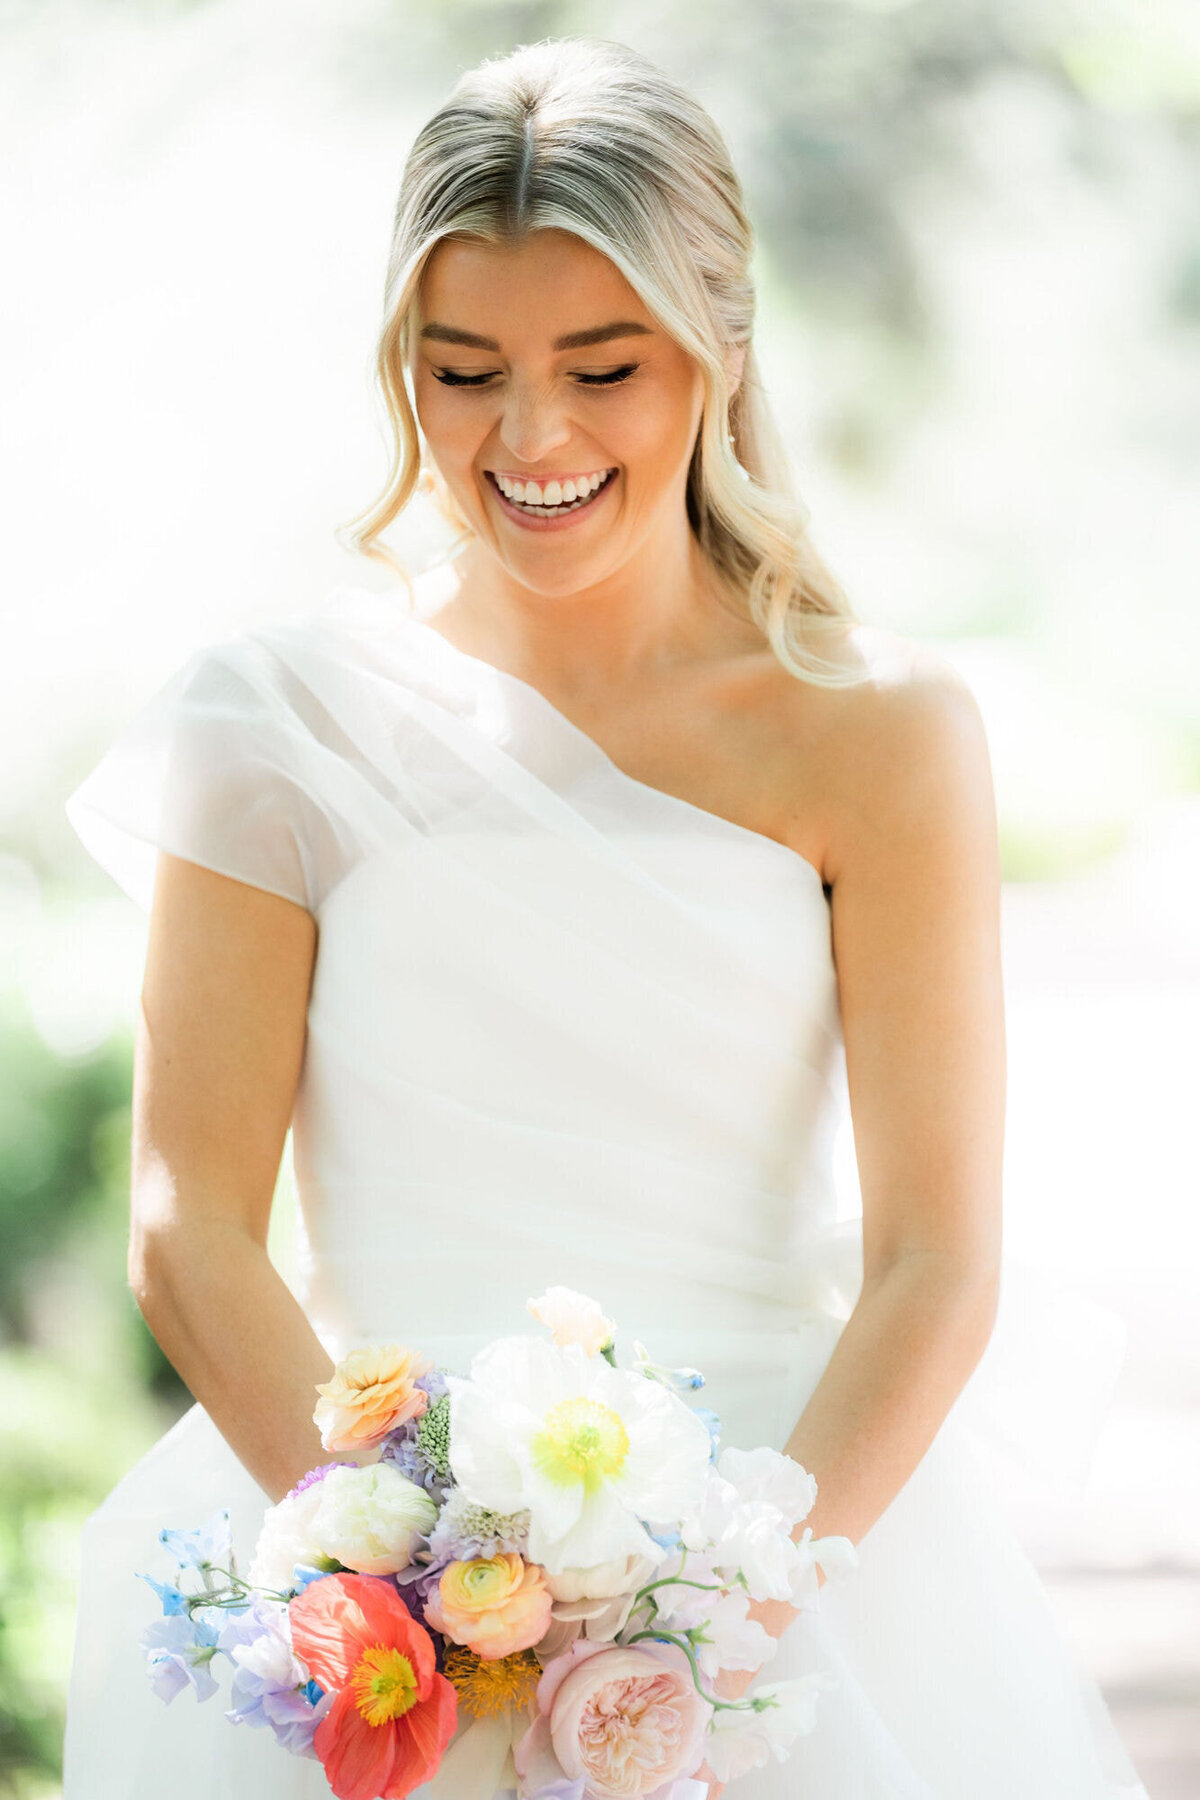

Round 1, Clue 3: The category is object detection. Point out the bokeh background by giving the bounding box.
[2,0,1198,1793]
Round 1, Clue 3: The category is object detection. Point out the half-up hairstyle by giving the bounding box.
[340,34,864,686]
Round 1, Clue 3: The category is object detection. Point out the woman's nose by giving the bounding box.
[496,391,574,467]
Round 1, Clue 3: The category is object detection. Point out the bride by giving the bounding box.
[63,34,1146,1800]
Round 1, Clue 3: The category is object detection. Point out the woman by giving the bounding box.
[63,35,1146,1800]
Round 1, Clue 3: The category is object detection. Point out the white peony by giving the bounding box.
[702,1671,838,1781]
[248,1484,327,1592]
[443,1333,711,1574]
[526,1286,616,1356]
[308,1463,439,1576]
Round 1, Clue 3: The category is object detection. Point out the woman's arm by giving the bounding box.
[693,651,1004,1794]
[788,646,1005,1540]
[128,850,338,1505]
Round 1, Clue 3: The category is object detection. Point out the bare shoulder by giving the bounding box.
[789,624,996,888]
[822,624,990,774]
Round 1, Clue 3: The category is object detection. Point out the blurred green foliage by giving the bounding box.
[0,1001,189,1793]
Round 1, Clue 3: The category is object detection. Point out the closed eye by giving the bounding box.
[432,365,640,389]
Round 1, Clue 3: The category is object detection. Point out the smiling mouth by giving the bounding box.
[484,467,618,518]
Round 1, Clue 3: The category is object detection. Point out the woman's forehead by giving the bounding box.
[419,230,642,322]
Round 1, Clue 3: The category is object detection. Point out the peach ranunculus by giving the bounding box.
[513,1635,713,1799]
[313,1344,435,1453]
[526,1286,616,1357]
[423,1554,554,1661]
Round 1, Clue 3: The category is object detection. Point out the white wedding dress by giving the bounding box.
[62,577,1149,1799]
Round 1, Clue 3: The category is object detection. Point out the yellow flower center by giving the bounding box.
[350,1643,419,1726]
[530,1396,629,1492]
[443,1644,542,1719]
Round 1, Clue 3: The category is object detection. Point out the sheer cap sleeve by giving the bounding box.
[64,633,356,915]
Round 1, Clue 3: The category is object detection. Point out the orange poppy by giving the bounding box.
[290,1572,458,1800]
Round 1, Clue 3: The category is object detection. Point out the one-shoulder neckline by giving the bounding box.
[389,607,831,906]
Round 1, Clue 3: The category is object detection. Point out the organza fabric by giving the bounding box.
[62,580,1147,1798]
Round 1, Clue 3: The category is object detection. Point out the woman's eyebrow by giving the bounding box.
[418,321,655,351]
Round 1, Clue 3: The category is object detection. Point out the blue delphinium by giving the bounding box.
[630,1339,707,1396]
[137,1571,192,1616]
[158,1509,234,1576]
[138,1504,259,1712]
[693,1405,722,1460]
[288,1563,332,1596]
[641,1519,684,1552]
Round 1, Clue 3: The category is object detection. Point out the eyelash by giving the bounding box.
[431,364,640,389]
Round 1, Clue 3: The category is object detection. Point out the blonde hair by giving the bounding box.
[339,35,865,687]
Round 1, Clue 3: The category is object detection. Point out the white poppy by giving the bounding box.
[444,1334,711,1574]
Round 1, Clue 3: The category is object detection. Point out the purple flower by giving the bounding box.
[392,1553,452,1607]
[216,1595,286,1659]
[378,1431,452,1500]
[423,1493,529,1565]
[219,1596,333,1757]
[141,1610,223,1703]
[283,1461,344,1502]
[377,1370,454,1498]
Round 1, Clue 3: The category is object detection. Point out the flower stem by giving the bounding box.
[184,1567,294,1613]
[620,1628,757,1714]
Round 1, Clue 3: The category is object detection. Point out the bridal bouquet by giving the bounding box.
[137,1286,857,1800]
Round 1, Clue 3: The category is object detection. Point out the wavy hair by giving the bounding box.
[339,34,864,686]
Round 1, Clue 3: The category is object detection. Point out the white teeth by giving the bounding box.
[494,468,611,506]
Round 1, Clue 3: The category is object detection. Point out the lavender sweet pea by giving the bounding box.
[219,1596,333,1757]
[140,1610,224,1703]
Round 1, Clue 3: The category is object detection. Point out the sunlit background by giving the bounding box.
[2,1,1198,1794]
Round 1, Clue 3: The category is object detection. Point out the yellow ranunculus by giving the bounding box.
[425,1554,554,1660]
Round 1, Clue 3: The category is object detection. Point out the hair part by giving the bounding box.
[338,34,865,688]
